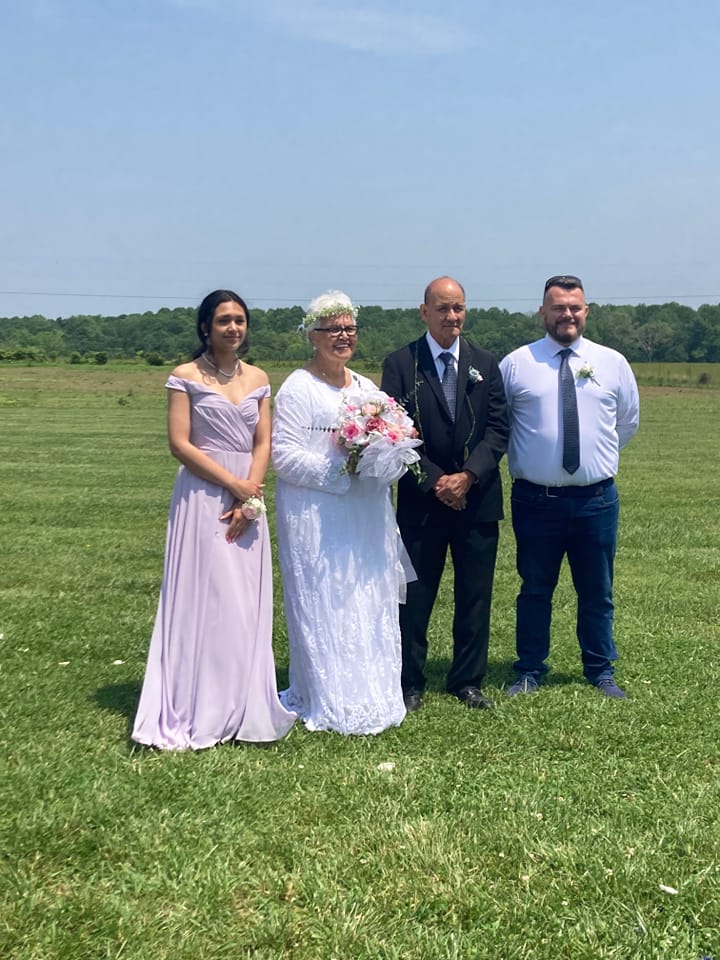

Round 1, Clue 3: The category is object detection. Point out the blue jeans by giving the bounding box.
[511,479,620,684]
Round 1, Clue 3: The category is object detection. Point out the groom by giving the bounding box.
[381,276,509,711]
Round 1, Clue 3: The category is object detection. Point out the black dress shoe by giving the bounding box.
[454,686,493,709]
[403,690,423,713]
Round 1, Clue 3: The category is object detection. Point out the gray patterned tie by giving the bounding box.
[439,352,457,421]
[558,348,580,474]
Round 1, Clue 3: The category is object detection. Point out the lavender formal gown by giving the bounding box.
[132,376,295,750]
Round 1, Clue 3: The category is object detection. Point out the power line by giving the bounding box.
[1,288,719,306]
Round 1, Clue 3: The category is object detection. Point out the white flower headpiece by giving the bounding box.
[297,289,358,338]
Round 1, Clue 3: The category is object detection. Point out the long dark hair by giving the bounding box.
[192,289,251,359]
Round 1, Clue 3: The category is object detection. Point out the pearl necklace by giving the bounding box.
[202,352,239,379]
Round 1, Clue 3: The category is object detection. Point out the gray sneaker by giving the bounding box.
[506,674,540,696]
[595,677,627,699]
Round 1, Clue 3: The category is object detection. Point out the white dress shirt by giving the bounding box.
[500,334,639,486]
[425,331,459,380]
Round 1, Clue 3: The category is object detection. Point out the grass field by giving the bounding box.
[1,363,719,960]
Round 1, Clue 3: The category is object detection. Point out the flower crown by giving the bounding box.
[297,301,359,335]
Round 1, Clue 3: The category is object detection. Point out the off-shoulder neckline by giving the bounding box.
[166,375,269,407]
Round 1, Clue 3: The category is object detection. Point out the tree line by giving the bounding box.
[1,300,719,364]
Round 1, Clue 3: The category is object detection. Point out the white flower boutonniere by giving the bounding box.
[576,363,600,385]
[468,367,483,384]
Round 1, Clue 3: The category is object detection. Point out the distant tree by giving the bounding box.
[636,319,675,362]
[58,315,105,354]
[589,306,641,359]
[2,300,720,363]
[687,304,720,362]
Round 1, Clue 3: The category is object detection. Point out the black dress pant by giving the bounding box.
[399,517,499,694]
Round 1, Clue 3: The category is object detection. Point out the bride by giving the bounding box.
[272,291,412,735]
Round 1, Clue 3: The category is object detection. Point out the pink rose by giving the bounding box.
[365,416,385,433]
[341,422,362,441]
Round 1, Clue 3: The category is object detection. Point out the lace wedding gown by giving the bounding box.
[132,376,295,749]
[272,368,410,735]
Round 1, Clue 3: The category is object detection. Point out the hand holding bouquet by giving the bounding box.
[334,388,423,484]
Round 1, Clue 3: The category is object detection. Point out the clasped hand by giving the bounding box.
[220,480,264,542]
[433,471,473,511]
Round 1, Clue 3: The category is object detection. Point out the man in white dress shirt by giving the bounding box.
[500,275,639,698]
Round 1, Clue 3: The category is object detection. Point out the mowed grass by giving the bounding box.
[1,363,719,960]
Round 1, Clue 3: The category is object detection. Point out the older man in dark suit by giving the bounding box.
[381,276,509,711]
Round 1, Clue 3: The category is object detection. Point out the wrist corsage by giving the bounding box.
[241,496,266,521]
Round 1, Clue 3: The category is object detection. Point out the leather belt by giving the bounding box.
[513,478,614,498]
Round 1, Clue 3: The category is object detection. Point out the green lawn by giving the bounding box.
[1,364,719,959]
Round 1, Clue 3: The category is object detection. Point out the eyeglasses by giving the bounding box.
[544,275,584,292]
[314,325,358,337]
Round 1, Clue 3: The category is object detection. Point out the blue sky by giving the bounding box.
[2,0,719,318]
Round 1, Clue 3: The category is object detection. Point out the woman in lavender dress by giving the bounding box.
[132,290,294,749]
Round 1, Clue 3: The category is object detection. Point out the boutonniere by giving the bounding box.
[468,367,483,384]
[576,363,599,385]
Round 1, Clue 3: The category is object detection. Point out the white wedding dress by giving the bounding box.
[272,368,411,735]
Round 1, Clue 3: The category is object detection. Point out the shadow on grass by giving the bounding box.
[425,657,517,689]
[94,680,142,718]
[93,681,142,747]
[427,657,581,690]
[490,660,585,690]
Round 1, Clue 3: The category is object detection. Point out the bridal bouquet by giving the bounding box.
[334,388,423,484]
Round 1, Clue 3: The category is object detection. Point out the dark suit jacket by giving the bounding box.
[381,335,509,526]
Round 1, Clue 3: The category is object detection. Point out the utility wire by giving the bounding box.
[1,289,719,306]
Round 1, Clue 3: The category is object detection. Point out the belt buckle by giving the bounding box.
[543,485,559,498]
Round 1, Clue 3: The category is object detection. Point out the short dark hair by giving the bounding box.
[193,289,251,359]
[543,274,584,293]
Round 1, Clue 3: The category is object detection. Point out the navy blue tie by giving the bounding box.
[439,352,457,420]
[559,348,580,474]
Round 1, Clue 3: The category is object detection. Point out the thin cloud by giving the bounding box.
[263,0,476,55]
[26,0,64,25]
[161,0,224,8]
[159,0,475,54]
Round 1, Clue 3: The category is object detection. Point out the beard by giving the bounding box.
[547,320,585,344]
